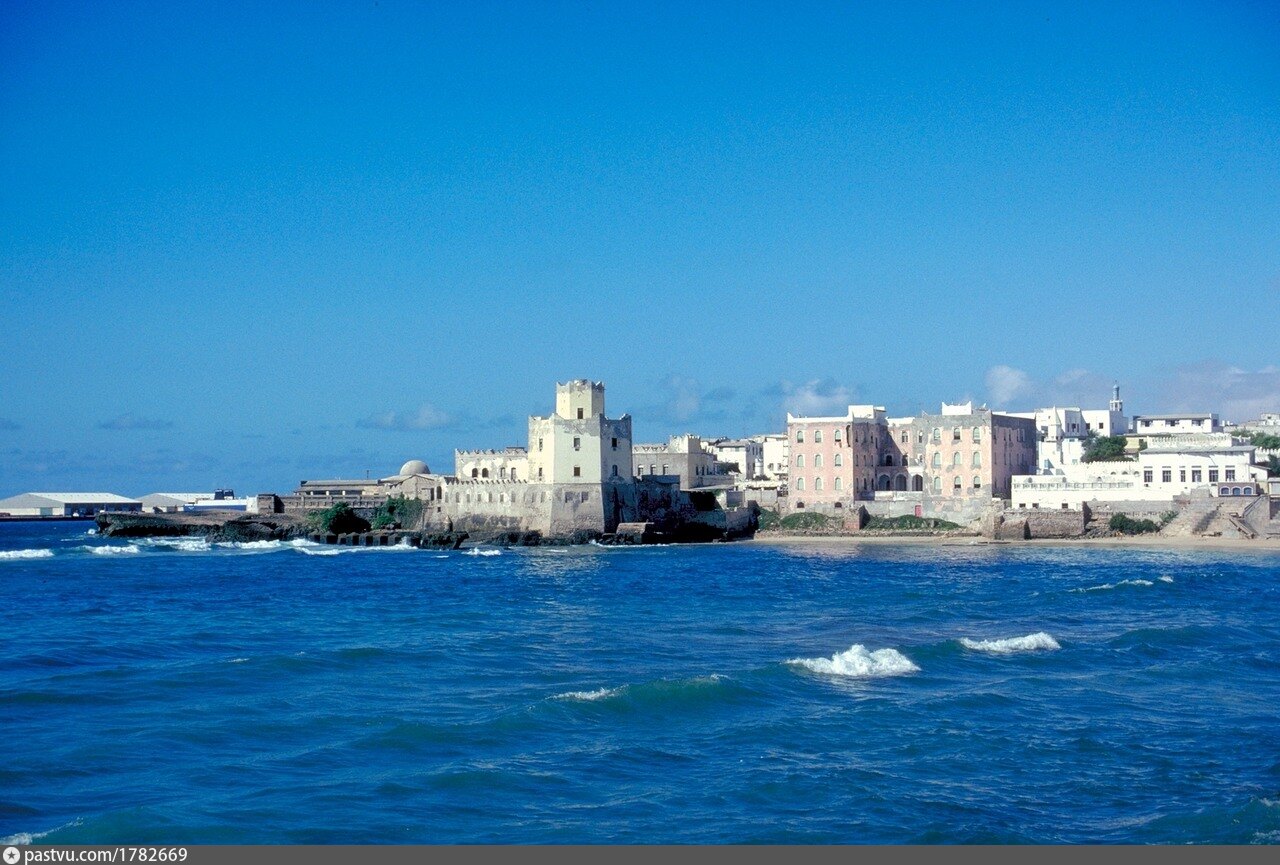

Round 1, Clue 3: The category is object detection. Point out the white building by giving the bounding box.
[705,438,764,478]
[1131,412,1220,435]
[757,433,790,480]
[0,492,142,517]
[1011,434,1266,509]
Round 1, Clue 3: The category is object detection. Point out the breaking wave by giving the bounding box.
[788,644,920,679]
[1159,575,1174,583]
[464,548,502,557]
[1072,579,1154,593]
[294,540,417,556]
[85,544,140,555]
[553,687,620,702]
[137,537,212,552]
[0,548,54,560]
[960,632,1061,654]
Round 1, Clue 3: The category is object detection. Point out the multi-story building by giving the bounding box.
[784,402,1036,516]
[1130,412,1220,436]
[704,437,764,479]
[757,433,790,481]
[633,434,732,489]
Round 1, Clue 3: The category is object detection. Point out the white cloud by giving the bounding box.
[1158,363,1280,422]
[780,379,855,416]
[357,404,452,431]
[983,365,1033,407]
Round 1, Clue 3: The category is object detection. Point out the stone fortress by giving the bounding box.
[285,380,745,539]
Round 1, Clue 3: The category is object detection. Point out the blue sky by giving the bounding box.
[2,1,1278,495]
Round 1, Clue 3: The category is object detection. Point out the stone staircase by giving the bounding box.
[1160,494,1221,538]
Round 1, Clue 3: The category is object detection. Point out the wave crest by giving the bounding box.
[464,548,502,557]
[0,548,54,560]
[960,632,1060,654]
[788,644,919,679]
[1072,579,1153,593]
[85,544,140,556]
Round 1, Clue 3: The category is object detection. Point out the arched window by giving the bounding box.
[973,476,982,489]
[834,453,843,467]
[900,431,908,444]
[814,430,823,443]
[538,467,544,480]
[972,452,981,467]
[1243,486,1253,495]
[1232,487,1241,496]
[894,474,907,491]
[932,453,942,468]
[953,475,962,492]
[815,477,824,491]
[471,468,478,478]
[510,469,517,481]
[952,427,961,442]
[878,474,890,490]
[815,454,823,468]
[914,476,924,492]
[481,468,490,478]
[972,428,981,443]
[834,476,843,491]
[952,452,962,467]
[932,476,942,493]
[796,430,804,443]
[796,454,805,468]
[795,477,805,491]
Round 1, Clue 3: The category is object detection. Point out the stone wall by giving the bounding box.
[982,507,1087,539]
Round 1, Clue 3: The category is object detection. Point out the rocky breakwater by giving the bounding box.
[96,510,310,543]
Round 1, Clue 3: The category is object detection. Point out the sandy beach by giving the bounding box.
[750,532,1280,553]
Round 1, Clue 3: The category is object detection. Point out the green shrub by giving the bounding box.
[1109,513,1160,535]
[865,515,962,531]
[369,495,424,530]
[779,511,831,530]
[757,509,781,531]
[1082,435,1132,462]
[304,502,371,535]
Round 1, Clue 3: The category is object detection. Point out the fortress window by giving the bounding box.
[538,438,543,451]
[511,469,517,481]
[482,468,490,478]
[538,467,544,480]
[573,437,581,451]
[650,464,656,474]
[611,465,618,477]
[662,464,669,474]
[573,466,581,477]
[577,408,584,419]
[471,469,478,478]
[611,437,618,450]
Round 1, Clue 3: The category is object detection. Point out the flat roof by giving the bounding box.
[1133,413,1217,420]
[27,492,141,504]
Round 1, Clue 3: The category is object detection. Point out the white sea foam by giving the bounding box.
[1072,579,1154,593]
[2,818,83,845]
[1159,575,1174,583]
[293,539,417,556]
[960,632,1061,654]
[295,546,341,556]
[138,537,212,552]
[85,544,140,556]
[0,548,54,560]
[464,548,502,557]
[788,644,920,679]
[228,657,249,664]
[553,687,620,701]
[86,528,97,535]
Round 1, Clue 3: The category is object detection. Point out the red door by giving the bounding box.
[914,505,923,518]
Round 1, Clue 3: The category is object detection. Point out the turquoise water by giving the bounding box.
[2,521,1279,844]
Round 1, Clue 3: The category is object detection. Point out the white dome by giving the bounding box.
[399,459,429,476]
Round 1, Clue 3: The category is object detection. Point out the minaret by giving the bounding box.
[1109,382,1123,414]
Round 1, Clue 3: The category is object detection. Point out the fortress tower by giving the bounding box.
[527,380,633,486]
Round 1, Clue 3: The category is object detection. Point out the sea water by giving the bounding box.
[2,521,1278,844]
